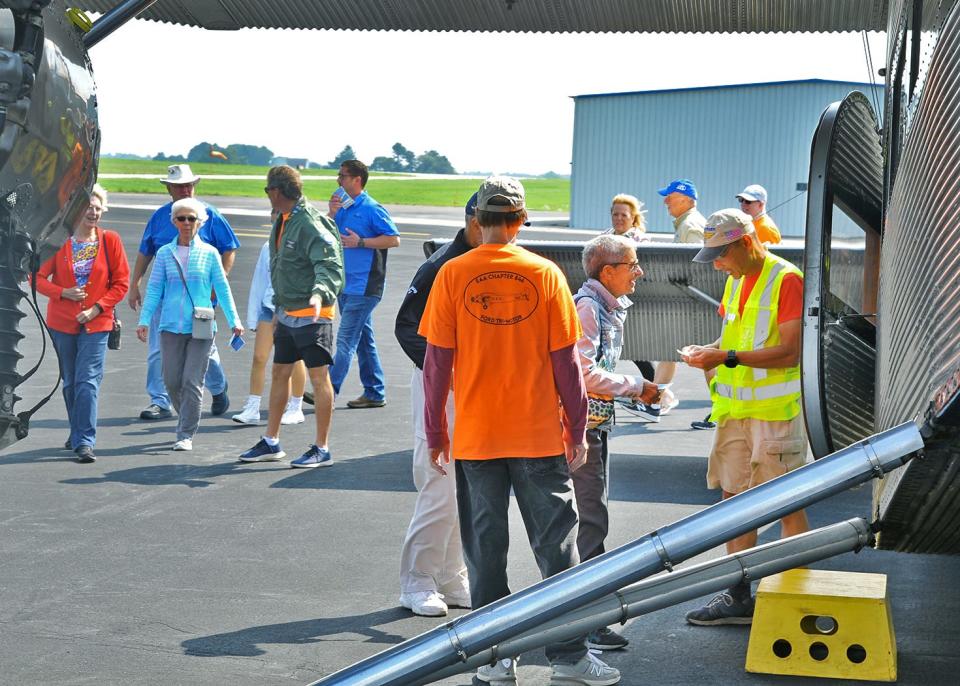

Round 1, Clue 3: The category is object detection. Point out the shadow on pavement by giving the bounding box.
[609,452,715,505]
[181,607,409,657]
[271,450,415,493]
[60,461,285,488]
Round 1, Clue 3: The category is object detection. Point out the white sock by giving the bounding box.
[263,435,280,446]
[288,396,303,411]
[247,394,261,407]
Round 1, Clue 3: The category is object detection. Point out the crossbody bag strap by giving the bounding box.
[170,250,198,311]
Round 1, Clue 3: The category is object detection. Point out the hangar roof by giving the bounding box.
[75,0,896,33]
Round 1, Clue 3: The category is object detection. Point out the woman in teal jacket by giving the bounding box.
[136,197,243,451]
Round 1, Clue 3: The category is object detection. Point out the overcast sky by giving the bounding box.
[89,22,886,174]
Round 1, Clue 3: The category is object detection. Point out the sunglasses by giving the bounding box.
[738,198,757,205]
[264,186,278,193]
[175,215,199,223]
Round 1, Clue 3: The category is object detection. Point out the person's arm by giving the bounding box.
[209,250,243,334]
[575,299,648,397]
[247,245,270,330]
[307,218,345,308]
[127,252,153,310]
[685,320,800,371]
[95,233,130,312]
[423,343,454,473]
[32,253,63,300]
[340,230,400,249]
[137,250,166,326]
[219,249,237,275]
[551,343,588,471]
[395,263,437,369]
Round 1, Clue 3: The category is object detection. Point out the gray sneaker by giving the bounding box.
[477,657,517,684]
[550,652,620,685]
[685,591,755,626]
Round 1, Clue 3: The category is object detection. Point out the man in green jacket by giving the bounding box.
[239,166,345,467]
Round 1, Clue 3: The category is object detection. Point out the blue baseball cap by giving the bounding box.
[465,191,478,216]
[657,179,698,200]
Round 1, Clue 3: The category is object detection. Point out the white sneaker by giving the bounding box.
[172,439,193,451]
[232,397,261,425]
[280,406,305,425]
[399,590,448,617]
[550,652,620,685]
[441,588,472,609]
[477,657,517,684]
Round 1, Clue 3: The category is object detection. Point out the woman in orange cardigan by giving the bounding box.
[35,184,129,463]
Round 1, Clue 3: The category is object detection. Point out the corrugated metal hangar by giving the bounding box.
[570,79,884,235]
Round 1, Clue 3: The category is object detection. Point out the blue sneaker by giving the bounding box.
[238,438,285,463]
[290,445,332,469]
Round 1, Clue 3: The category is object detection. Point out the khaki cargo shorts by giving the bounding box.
[707,415,808,494]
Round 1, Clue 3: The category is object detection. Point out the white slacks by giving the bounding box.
[399,367,469,595]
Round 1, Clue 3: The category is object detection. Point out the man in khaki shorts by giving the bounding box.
[680,208,808,625]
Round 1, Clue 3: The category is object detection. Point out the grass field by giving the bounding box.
[98,158,339,177]
[97,160,570,211]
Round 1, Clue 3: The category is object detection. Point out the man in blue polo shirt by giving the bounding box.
[127,164,241,420]
[327,159,400,408]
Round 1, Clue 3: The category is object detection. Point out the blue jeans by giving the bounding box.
[455,456,587,664]
[146,308,225,408]
[50,330,109,449]
[329,293,385,401]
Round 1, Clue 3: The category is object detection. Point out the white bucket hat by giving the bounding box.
[161,164,201,185]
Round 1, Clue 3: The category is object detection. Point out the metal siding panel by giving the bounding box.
[74,1,895,32]
[873,0,960,553]
[570,81,883,236]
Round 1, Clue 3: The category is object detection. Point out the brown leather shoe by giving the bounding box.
[346,395,386,409]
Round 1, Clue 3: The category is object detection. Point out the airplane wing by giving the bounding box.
[73,0,891,33]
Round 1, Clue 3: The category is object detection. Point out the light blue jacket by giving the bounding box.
[139,235,241,334]
[246,242,274,330]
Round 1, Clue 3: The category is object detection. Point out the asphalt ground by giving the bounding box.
[2,194,959,685]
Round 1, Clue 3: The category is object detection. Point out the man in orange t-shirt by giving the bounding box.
[736,184,782,244]
[419,177,621,684]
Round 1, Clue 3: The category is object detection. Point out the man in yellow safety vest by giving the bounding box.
[680,208,809,626]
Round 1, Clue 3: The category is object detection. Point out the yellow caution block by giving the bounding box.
[745,569,896,682]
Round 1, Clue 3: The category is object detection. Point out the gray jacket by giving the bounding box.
[574,279,645,401]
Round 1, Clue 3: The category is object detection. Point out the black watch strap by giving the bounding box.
[725,350,739,368]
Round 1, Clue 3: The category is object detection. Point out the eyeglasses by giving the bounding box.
[608,261,642,272]
[336,173,356,180]
[738,198,757,205]
[264,186,278,194]
[175,215,199,223]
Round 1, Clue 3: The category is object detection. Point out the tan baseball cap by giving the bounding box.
[476,175,525,213]
[692,208,755,263]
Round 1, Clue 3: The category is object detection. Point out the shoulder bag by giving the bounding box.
[171,251,216,340]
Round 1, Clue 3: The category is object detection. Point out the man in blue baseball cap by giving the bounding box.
[658,178,706,244]
[628,179,708,424]
[393,192,482,618]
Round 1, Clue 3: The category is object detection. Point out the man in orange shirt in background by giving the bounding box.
[420,177,621,685]
[736,184,781,244]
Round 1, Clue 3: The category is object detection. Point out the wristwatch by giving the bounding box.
[724,350,739,368]
[357,236,366,248]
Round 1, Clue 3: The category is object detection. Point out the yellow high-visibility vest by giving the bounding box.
[713,253,802,423]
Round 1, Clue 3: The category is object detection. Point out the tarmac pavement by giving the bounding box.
[2,194,959,685]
